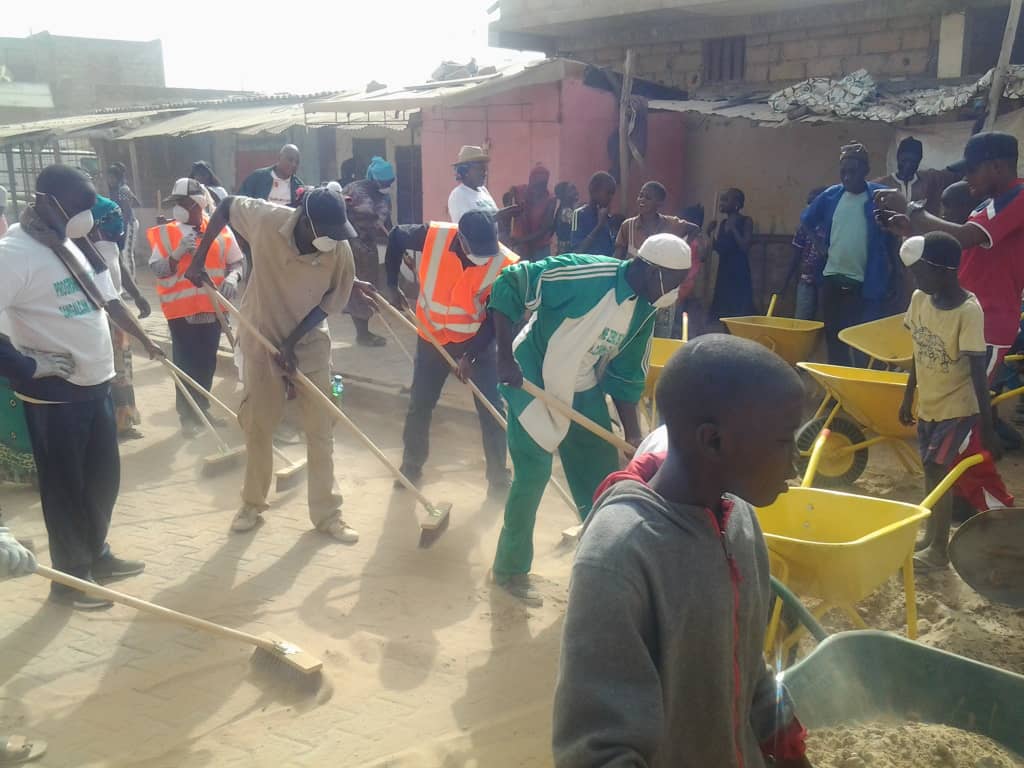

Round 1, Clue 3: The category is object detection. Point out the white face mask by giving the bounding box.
[651,269,679,309]
[312,236,338,253]
[465,253,491,266]
[172,205,191,224]
[65,209,94,239]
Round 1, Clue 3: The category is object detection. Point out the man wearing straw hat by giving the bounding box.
[186,183,371,543]
[489,235,691,604]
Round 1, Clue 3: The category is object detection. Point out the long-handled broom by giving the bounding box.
[203,285,453,545]
[36,565,322,685]
[160,358,307,492]
[371,297,582,524]
[162,361,247,476]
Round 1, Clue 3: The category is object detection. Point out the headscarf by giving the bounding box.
[91,195,125,240]
[898,136,924,159]
[840,142,869,164]
[366,156,395,183]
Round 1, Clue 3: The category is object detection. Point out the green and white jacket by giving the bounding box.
[489,254,656,451]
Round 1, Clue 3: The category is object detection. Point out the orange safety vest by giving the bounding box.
[146,217,231,320]
[416,222,518,345]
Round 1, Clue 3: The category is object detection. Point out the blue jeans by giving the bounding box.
[795,281,818,321]
[401,337,507,483]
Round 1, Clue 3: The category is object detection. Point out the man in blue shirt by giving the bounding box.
[570,172,619,257]
[801,143,898,364]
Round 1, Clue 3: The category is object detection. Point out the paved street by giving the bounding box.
[0,288,576,767]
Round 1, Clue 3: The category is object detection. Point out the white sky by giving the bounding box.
[7,1,539,93]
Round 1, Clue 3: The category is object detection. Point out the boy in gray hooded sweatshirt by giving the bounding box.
[553,334,813,768]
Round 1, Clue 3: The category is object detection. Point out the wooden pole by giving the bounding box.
[618,48,635,213]
[984,0,1023,131]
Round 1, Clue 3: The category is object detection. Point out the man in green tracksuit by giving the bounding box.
[490,233,692,604]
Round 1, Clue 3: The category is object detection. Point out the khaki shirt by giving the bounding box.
[229,197,355,356]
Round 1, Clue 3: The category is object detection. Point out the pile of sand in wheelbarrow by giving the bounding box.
[807,721,1023,768]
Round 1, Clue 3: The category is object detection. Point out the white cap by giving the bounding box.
[900,236,924,267]
[163,177,209,207]
[638,232,692,270]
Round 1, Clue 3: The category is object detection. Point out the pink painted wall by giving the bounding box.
[420,76,687,224]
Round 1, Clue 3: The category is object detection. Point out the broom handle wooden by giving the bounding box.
[520,380,634,453]
[205,286,438,511]
[379,302,581,515]
[210,294,237,349]
[36,565,269,649]
[160,357,293,465]
[162,360,230,453]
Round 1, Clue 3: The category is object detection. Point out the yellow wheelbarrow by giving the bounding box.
[837,313,913,369]
[796,362,1024,487]
[721,295,823,367]
[760,432,983,653]
[641,337,686,427]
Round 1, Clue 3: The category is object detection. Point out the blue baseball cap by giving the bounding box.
[458,211,499,256]
[302,184,357,240]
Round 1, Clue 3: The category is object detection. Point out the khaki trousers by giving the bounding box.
[238,330,342,527]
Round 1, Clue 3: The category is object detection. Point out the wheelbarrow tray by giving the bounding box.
[784,630,1024,755]
[721,316,823,366]
[798,362,916,441]
[757,487,927,606]
[643,338,686,402]
[838,314,913,369]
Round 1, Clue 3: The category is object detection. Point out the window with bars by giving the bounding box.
[702,36,747,83]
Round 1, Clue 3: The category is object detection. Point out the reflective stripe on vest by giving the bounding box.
[415,222,519,345]
[147,220,230,320]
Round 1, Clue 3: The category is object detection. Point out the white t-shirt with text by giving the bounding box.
[268,171,292,206]
[0,225,118,386]
[448,183,498,224]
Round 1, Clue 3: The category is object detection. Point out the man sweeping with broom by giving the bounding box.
[186,183,372,543]
[489,234,691,604]
[383,211,518,495]
[0,165,156,609]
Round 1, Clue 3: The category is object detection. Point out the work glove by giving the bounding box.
[24,348,75,380]
[0,527,37,578]
[219,274,240,302]
[171,231,198,260]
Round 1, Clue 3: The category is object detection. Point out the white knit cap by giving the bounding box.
[638,232,692,270]
[900,236,925,267]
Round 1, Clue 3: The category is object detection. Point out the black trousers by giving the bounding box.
[24,394,120,575]
[401,337,508,483]
[821,276,865,365]
[168,317,222,424]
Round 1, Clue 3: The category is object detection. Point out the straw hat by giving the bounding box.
[453,145,490,165]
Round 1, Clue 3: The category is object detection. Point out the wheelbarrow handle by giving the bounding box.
[919,453,985,511]
[991,382,1024,407]
[770,576,829,643]
[801,428,831,488]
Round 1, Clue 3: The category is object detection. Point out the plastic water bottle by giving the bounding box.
[331,374,344,401]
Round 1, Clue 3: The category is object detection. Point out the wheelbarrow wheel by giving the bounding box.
[796,416,868,487]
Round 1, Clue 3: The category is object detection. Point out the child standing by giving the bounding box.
[553,334,811,768]
[898,233,1007,569]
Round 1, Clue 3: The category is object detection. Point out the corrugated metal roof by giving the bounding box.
[115,103,410,139]
[0,109,169,141]
[305,58,573,114]
[649,98,787,123]
[117,104,304,139]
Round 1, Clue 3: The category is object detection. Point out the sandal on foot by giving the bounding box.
[1,735,47,764]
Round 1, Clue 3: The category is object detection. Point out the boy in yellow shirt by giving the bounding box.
[898,232,1008,569]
